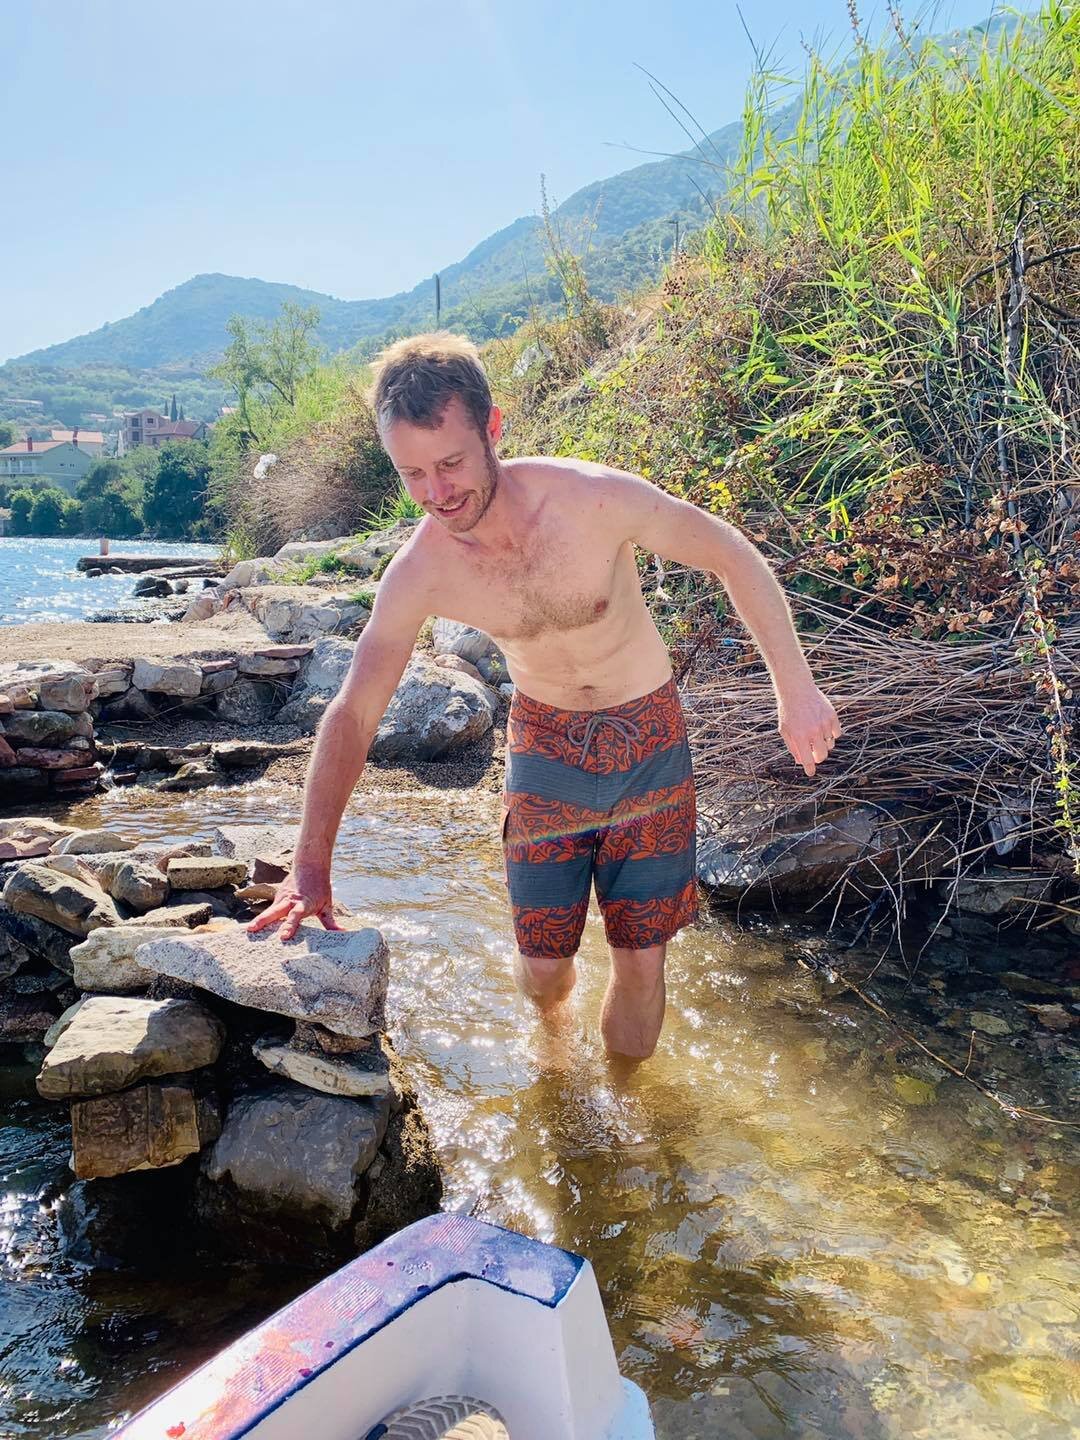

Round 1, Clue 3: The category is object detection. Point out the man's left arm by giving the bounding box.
[607,470,841,777]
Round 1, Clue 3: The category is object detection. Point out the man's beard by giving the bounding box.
[454,444,500,532]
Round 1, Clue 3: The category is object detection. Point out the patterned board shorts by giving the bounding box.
[502,677,699,959]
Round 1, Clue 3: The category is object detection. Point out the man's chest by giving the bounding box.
[437,530,631,643]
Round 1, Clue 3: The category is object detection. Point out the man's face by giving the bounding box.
[383,396,502,534]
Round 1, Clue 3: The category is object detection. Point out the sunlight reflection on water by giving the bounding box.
[1,781,1077,1439]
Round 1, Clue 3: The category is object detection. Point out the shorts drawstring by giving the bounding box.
[567,713,642,767]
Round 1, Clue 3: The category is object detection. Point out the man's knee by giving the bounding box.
[514,949,576,1005]
[609,943,666,990]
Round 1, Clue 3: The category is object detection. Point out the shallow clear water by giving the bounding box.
[0,537,221,625]
[1,780,1077,1438]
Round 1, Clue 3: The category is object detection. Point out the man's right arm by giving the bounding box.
[249,553,430,938]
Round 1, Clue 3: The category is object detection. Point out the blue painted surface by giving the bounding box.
[115,1214,584,1439]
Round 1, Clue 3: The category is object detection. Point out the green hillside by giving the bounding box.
[2,112,752,389]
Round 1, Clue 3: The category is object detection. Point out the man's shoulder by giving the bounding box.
[507,454,632,503]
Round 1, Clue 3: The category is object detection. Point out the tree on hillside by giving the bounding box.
[0,422,15,449]
[210,302,323,445]
[143,440,211,538]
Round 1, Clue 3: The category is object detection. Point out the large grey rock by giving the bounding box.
[1,710,79,746]
[274,636,355,730]
[71,1073,221,1179]
[38,670,96,713]
[36,996,225,1099]
[201,1083,389,1229]
[131,659,202,698]
[214,678,278,725]
[109,860,170,913]
[253,1031,394,1098]
[133,921,388,1036]
[54,829,137,856]
[3,863,121,937]
[370,656,497,762]
[696,804,931,905]
[432,618,505,675]
[68,925,180,994]
[242,586,371,645]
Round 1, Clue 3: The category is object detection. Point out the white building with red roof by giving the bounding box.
[0,434,97,496]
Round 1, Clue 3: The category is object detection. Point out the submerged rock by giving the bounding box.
[58,1166,197,1269]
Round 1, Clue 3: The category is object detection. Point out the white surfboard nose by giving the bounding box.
[114,1214,654,1440]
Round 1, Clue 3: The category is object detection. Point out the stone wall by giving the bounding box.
[0,662,102,804]
[0,818,442,1269]
[0,647,312,805]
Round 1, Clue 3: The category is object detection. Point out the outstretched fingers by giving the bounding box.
[246,895,296,934]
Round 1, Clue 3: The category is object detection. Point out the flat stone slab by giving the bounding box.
[133,921,388,1037]
[127,902,213,929]
[166,857,248,891]
[68,925,180,994]
[211,824,297,868]
[253,1032,393,1097]
[37,996,226,1099]
[54,830,137,856]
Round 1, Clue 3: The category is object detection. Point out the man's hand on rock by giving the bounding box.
[778,683,842,778]
[246,864,342,940]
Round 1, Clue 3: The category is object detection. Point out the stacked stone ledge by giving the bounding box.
[0,662,103,803]
[0,818,441,1268]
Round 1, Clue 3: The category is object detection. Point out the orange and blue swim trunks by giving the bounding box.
[502,677,699,958]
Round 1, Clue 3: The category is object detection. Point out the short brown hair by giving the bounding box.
[370,331,492,436]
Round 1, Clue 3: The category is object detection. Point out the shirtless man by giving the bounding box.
[251,333,840,1058]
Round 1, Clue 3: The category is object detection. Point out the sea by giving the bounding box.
[0,536,222,626]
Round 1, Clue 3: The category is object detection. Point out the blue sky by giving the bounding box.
[1,0,1001,362]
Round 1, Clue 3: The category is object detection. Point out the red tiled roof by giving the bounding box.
[0,439,66,455]
[51,429,105,444]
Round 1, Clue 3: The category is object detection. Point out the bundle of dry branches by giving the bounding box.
[683,618,1080,892]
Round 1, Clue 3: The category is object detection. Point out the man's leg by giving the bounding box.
[513,949,577,1013]
[601,942,666,1059]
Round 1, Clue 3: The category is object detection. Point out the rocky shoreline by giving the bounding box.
[1,816,442,1271]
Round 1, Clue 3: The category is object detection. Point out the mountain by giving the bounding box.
[5,115,750,378]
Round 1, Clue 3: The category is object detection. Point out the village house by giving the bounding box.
[0,433,97,497]
[118,408,207,455]
[49,427,105,456]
